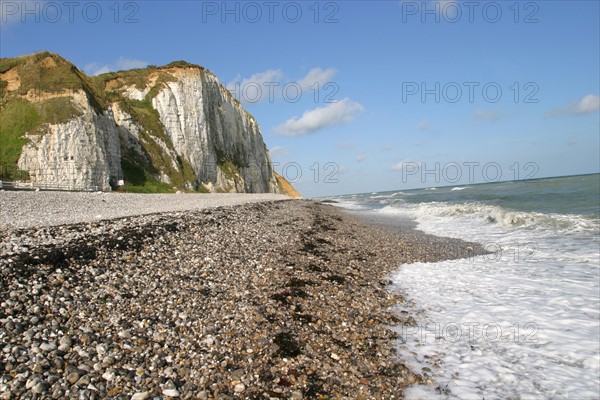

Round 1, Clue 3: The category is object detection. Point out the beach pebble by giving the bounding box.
[40,342,57,352]
[0,199,475,399]
[66,372,81,385]
[162,388,180,398]
[233,383,245,393]
[58,336,72,352]
[32,382,49,394]
[101,371,115,381]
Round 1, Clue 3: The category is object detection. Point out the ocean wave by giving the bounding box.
[379,202,599,235]
[330,200,369,211]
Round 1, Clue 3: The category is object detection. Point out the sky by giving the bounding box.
[1,0,599,197]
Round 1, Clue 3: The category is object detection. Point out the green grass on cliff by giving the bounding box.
[0,96,84,180]
[93,68,153,91]
[116,97,196,190]
[120,158,203,193]
[38,97,83,125]
[117,75,196,191]
[1,52,107,113]
[219,159,239,180]
[119,159,175,193]
[1,52,79,92]
[92,65,178,93]
[213,148,244,192]
[0,80,7,99]
[17,57,81,94]
[0,99,39,179]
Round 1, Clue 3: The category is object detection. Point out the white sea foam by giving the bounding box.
[333,176,600,398]
[379,202,599,234]
[382,201,600,399]
[331,199,368,211]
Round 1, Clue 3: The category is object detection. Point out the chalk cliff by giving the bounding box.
[0,52,297,196]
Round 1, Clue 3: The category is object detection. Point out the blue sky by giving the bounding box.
[1,0,599,197]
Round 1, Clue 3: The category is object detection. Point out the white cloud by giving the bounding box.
[226,67,337,104]
[548,94,600,116]
[268,146,290,159]
[356,153,367,162]
[84,64,111,76]
[473,109,502,122]
[337,167,350,175]
[273,98,364,136]
[391,160,415,171]
[416,121,430,131]
[84,57,148,76]
[226,69,284,102]
[114,57,148,71]
[575,94,600,114]
[297,67,337,90]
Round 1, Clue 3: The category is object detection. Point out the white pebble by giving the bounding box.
[234,383,245,393]
[162,388,180,398]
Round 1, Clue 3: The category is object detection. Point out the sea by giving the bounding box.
[326,174,600,399]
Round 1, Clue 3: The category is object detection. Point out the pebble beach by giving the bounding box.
[0,192,481,399]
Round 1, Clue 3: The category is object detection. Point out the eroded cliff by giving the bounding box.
[0,52,297,196]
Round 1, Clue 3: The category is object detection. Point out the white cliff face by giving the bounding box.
[13,65,283,194]
[111,103,145,157]
[17,91,123,191]
[111,103,185,186]
[149,69,278,193]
